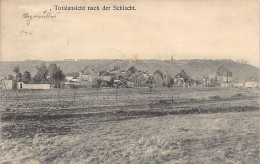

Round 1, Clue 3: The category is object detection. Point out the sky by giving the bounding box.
[0,0,259,67]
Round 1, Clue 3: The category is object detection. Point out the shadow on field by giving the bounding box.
[1,104,259,139]
[1,104,259,122]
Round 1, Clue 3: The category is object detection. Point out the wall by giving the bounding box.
[66,76,73,81]
[2,80,14,89]
[233,83,244,87]
[100,76,112,81]
[153,73,163,87]
[217,75,233,84]
[18,82,50,89]
[245,81,258,88]
[220,83,233,87]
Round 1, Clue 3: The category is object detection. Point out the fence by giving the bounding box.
[0,87,254,109]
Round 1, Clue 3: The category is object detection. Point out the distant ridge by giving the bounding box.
[0,59,258,82]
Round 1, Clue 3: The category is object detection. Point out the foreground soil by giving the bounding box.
[0,87,259,163]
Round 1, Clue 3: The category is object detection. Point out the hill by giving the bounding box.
[0,59,258,82]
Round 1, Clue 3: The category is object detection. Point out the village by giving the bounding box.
[1,61,258,90]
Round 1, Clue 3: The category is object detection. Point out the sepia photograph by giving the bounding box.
[0,0,259,163]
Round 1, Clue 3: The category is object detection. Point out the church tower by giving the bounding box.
[170,55,173,64]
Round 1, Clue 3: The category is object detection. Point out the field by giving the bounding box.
[0,87,259,163]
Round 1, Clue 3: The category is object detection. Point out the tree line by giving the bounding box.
[9,62,65,87]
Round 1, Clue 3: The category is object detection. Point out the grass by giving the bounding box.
[0,87,259,163]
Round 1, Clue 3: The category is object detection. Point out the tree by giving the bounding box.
[33,62,49,83]
[107,77,116,88]
[92,79,102,88]
[13,66,22,82]
[22,71,31,84]
[147,76,154,92]
[5,75,15,80]
[48,63,65,85]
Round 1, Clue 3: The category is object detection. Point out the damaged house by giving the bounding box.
[172,70,193,87]
[125,66,138,79]
[152,70,164,87]
[151,70,172,87]
[209,66,233,86]
[79,66,98,81]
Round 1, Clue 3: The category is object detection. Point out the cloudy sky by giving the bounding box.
[1,0,259,66]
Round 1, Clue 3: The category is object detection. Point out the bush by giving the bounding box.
[209,95,221,100]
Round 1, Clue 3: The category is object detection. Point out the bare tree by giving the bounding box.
[73,88,76,102]
[57,88,61,106]
[115,87,119,102]
[96,87,99,99]
[13,89,20,103]
[2,80,10,102]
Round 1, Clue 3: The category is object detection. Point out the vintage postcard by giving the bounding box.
[0,0,259,163]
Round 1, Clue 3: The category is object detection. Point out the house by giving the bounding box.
[172,70,193,87]
[100,80,109,88]
[216,66,232,84]
[143,72,150,80]
[79,66,98,81]
[245,80,259,88]
[209,72,217,86]
[126,81,134,88]
[99,66,121,78]
[109,66,120,74]
[173,74,184,87]
[66,72,79,79]
[99,69,110,76]
[100,76,112,82]
[128,71,141,81]
[153,70,164,87]
[99,66,121,81]
[120,70,127,76]
[1,80,15,89]
[66,76,74,81]
[162,70,172,87]
[127,70,146,87]
[194,80,203,87]
[135,74,147,87]
[63,81,92,89]
[113,79,128,88]
[208,66,232,86]
[17,82,51,90]
[233,83,244,88]
[146,74,155,87]
[66,75,80,82]
[125,66,138,79]
[200,76,210,87]
[80,66,95,76]
[71,78,80,82]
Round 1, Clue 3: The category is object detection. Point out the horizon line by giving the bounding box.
[0,58,249,62]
